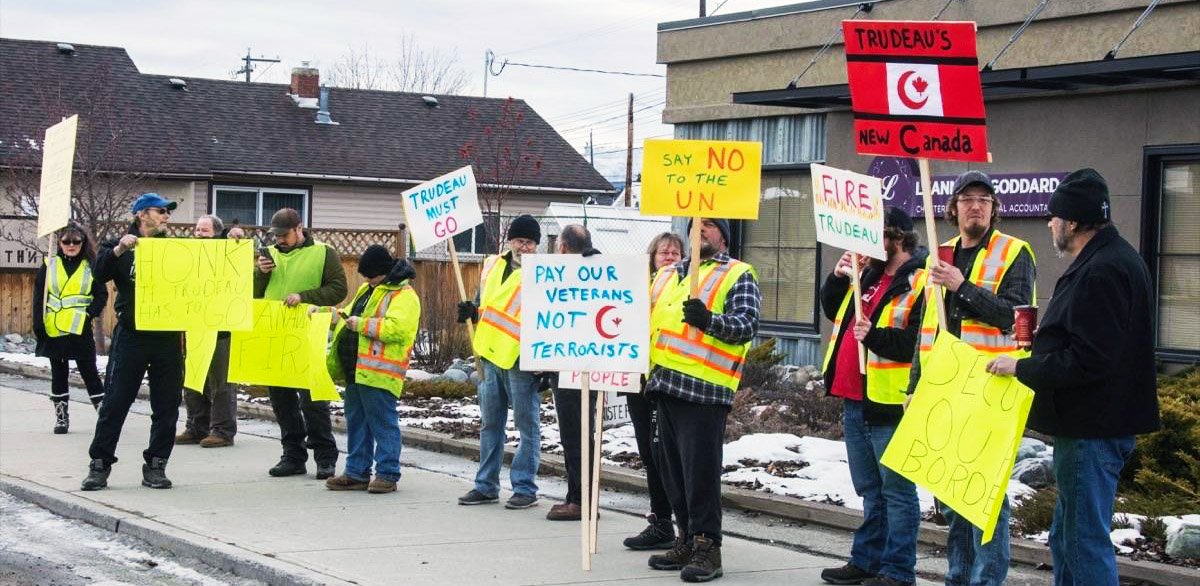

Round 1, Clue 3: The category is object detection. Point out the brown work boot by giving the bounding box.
[368,478,397,493]
[546,502,582,521]
[199,435,233,448]
[648,536,693,571]
[681,534,723,582]
[174,430,201,445]
[325,475,369,491]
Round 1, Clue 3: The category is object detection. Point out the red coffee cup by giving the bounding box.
[1014,305,1037,349]
[937,245,955,266]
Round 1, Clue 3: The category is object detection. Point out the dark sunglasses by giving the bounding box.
[60,239,83,245]
[151,207,171,214]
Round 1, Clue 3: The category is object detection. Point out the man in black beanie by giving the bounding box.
[987,168,1159,586]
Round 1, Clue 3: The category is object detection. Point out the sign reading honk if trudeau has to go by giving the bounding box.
[519,254,650,374]
[400,165,484,251]
[811,163,887,260]
[641,139,762,219]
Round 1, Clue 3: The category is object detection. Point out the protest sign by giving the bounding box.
[184,330,219,392]
[843,20,988,163]
[881,333,1033,543]
[557,370,640,393]
[602,393,631,429]
[228,300,339,401]
[811,163,886,261]
[135,238,254,331]
[400,165,484,251]
[37,115,79,238]
[640,139,762,219]
[519,254,650,373]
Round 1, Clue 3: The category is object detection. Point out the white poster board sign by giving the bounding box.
[557,370,640,393]
[520,254,650,373]
[38,115,79,238]
[811,163,887,260]
[400,165,484,251]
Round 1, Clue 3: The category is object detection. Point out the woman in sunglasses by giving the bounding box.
[32,223,108,433]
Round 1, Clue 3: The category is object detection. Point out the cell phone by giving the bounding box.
[257,236,274,264]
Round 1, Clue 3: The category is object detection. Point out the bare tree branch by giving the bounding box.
[326,34,471,95]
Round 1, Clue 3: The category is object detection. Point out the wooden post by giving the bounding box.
[394,222,408,259]
[580,374,592,570]
[687,219,702,297]
[447,239,475,340]
[589,391,607,554]
[849,258,867,374]
[918,158,947,330]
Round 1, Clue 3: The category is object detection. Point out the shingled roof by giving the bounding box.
[0,38,615,194]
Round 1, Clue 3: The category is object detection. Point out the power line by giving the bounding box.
[546,89,665,124]
[502,60,664,78]
[557,100,664,133]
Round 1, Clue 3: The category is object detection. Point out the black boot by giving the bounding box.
[81,459,110,491]
[142,457,172,489]
[53,401,69,434]
[624,513,676,550]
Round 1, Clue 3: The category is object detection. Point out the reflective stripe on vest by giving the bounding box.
[472,255,523,368]
[44,257,94,337]
[358,288,413,379]
[821,268,927,405]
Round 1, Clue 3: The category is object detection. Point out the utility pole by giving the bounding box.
[236,48,280,82]
[700,0,707,18]
[624,92,633,208]
[483,50,490,97]
[588,129,594,166]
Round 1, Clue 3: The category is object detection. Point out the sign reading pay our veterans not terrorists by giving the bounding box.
[400,165,484,251]
[519,254,650,373]
[811,163,886,260]
[134,238,254,331]
[640,139,762,219]
[880,333,1034,543]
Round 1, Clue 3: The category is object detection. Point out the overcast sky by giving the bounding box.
[2,0,792,184]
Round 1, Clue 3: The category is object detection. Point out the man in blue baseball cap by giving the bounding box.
[82,193,184,492]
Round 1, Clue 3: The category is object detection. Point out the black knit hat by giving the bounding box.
[358,244,395,278]
[687,218,732,247]
[884,207,914,232]
[951,170,995,196]
[1049,168,1111,224]
[506,214,541,244]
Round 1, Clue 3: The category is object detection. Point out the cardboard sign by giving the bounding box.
[602,393,631,429]
[37,115,79,238]
[519,254,650,373]
[184,330,219,392]
[134,238,254,331]
[811,163,886,260]
[557,370,641,393]
[227,300,339,401]
[880,333,1033,543]
[400,165,484,251]
[843,20,989,163]
[640,139,762,219]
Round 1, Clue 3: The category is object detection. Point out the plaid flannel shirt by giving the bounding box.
[645,252,762,407]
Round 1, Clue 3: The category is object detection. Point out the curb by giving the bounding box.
[0,475,355,586]
[4,361,1198,586]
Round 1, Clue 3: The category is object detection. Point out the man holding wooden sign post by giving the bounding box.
[641,137,763,584]
[814,162,928,586]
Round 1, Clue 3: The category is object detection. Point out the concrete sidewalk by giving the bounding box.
[1,383,940,586]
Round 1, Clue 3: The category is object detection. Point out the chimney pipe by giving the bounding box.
[316,86,337,125]
[290,62,319,99]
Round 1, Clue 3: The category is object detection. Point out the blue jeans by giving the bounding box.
[843,400,920,584]
[1050,436,1134,586]
[942,497,1010,585]
[343,382,402,482]
[475,359,540,498]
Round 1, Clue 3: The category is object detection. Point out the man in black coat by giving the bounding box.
[988,168,1160,586]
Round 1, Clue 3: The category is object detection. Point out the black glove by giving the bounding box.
[537,371,557,392]
[681,298,713,331]
[456,301,479,324]
[581,247,601,257]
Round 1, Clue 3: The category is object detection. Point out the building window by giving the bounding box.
[212,186,309,227]
[741,173,819,326]
[675,114,825,167]
[1145,150,1200,356]
[450,212,500,255]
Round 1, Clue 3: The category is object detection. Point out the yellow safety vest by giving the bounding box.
[919,230,1035,355]
[43,257,94,337]
[472,254,522,369]
[327,281,420,397]
[821,269,928,405]
[649,259,756,392]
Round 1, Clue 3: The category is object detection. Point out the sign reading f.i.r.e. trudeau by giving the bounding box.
[843,20,989,163]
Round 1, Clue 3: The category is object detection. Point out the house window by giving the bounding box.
[451,212,500,255]
[1146,151,1200,356]
[741,173,819,326]
[212,186,309,227]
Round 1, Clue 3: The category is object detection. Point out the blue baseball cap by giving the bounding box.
[131,193,178,213]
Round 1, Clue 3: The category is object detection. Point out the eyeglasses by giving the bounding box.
[59,239,83,245]
[957,196,994,207]
[151,207,171,215]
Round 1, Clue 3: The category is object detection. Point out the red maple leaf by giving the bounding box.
[912,76,929,94]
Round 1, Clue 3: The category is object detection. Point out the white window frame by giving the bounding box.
[211,185,310,226]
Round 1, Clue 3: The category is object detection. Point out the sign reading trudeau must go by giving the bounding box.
[843,20,989,163]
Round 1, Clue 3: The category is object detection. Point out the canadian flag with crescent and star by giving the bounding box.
[842,20,989,162]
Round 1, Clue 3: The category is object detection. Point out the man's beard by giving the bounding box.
[961,220,987,241]
[700,240,716,257]
[510,249,523,266]
[1052,225,1069,258]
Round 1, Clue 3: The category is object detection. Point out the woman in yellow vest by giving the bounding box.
[32,223,108,434]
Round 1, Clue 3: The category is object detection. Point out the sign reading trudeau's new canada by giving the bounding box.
[843,20,989,163]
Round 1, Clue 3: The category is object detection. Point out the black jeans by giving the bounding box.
[184,336,237,439]
[89,328,183,466]
[552,386,597,505]
[626,391,673,519]
[268,386,337,466]
[49,355,105,405]
[654,394,728,545]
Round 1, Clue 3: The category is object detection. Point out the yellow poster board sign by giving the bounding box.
[640,139,762,219]
[880,333,1033,543]
[228,300,339,401]
[184,330,219,393]
[37,115,79,238]
[134,238,254,331]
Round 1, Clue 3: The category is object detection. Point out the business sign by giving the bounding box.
[400,165,484,251]
[867,157,1066,217]
[640,139,762,219]
[811,163,886,260]
[519,254,650,373]
[843,21,989,163]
